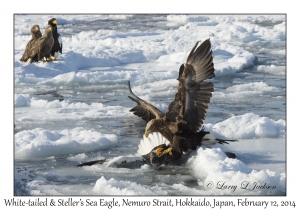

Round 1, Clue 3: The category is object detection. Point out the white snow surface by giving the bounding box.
[15,127,118,159]
[14,14,286,196]
[206,113,285,139]
[188,147,286,195]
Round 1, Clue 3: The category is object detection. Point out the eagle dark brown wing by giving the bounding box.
[20,25,42,62]
[35,25,54,61]
[20,39,37,62]
[128,81,164,123]
[37,36,54,61]
[27,25,54,63]
[48,18,63,56]
[166,39,215,133]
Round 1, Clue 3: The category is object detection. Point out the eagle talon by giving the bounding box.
[156,147,173,157]
[164,148,173,156]
[50,56,58,61]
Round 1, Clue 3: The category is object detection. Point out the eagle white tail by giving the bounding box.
[137,132,170,156]
[25,58,32,65]
[54,52,60,58]
[58,36,62,46]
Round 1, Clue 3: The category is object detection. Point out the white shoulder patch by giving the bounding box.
[137,132,170,156]
[200,131,218,146]
[54,52,60,59]
[58,36,62,45]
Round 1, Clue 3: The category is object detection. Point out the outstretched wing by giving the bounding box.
[166,39,215,133]
[128,81,164,123]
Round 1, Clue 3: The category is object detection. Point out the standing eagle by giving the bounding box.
[27,25,54,63]
[20,25,42,62]
[128,39,237,166]
[48,18,62,60]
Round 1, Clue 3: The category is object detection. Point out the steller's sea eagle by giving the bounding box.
[48,18,62,60]
[20,25,42,62]
[128,39,237,166]
[27,25,54,63]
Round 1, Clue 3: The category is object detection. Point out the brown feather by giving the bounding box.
[127,81,164,123]
[128,39,225,166]
[48,18,62,56]
[20,25,42,62]
[28,25,54,63]
[166,39,215,132]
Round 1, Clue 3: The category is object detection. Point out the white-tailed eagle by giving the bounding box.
[27,25,54,63]
[20,25,42,62]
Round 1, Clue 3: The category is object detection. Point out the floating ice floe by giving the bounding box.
[205,113,285,139]
[257,65,286,76]
[15,127,118,159]
[188,147,286,195]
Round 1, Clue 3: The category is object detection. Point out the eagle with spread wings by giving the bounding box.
[128,39,237,165]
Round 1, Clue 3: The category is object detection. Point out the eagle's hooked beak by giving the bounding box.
[53,20,57,24]
[155,147,173,157]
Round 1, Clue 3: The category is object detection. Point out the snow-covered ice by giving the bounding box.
[14,14,286,196]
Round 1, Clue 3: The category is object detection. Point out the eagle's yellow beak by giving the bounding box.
[53,20,57,24]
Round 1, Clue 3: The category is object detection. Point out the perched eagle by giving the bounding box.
[27,25,54,63]
[128,39,237,166]
[48,18,62,60]
[20,25,42,62]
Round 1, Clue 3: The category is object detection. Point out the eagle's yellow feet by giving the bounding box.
[156,147,172,157]
[42,57,53,63]
[49,56,59,61]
